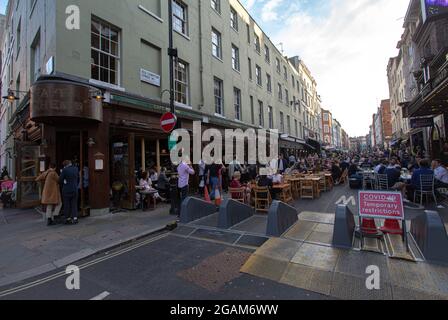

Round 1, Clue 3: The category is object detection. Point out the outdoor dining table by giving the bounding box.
[272,183,293,203]
[299,176,323,198]
[286,177,302,199]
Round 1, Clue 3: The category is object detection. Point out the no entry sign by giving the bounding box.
[160,112,177,133]
[358,191,405,221]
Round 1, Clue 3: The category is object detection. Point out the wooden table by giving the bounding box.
[299,177,323,198]
[272,183,293,203]
[287,178,302,199]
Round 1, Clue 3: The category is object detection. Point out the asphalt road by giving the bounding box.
[0,230,330,300]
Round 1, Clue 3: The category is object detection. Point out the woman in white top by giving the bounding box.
[139,172,165,201]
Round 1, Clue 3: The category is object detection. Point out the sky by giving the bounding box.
[0,0,409,137]
[0,0,6,15]
[241,0,410,137]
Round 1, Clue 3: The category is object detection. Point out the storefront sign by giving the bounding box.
[410,117,434,129]
[358,191,404,220]
[30,81,103,123]
[140,68,161,87]
[422,0,448,21]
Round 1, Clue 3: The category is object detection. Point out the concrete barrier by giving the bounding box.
[218,199,255,229]
[266,201,298,237]
[332,205,356,249]
[180,197,217,224]
[411,210,448,264]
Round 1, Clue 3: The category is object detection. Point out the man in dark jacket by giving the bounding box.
[60,160,80,225]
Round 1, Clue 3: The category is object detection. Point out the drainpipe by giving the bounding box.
[198,0,205,110]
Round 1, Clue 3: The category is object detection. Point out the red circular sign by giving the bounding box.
[160,112,177,133]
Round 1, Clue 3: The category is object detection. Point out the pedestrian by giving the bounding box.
[177,156,195,217]
[36,163,62,226]
[60,160,80,225]
[1,166,9,181]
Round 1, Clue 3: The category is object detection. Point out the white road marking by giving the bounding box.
[0,232,169,298]
[335,195,356,206]
[90,291,110,300]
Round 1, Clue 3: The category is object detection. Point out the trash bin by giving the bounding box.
[169,177,180,216]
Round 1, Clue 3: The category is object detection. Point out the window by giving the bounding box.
[246,23,250,44]
[276,58,281,73]
[214,77,224,115]
[231,45,240,71]
[250,96,255,124]
[323,113,329,122]
[211,0,220,13]
[211,28,222,59]
[248,58,252,80]
[91,17,120,85]
[324,125,330,134]
[15,74,20,109]
[173,0,188,36]
[287,116,291,134]
[283,66,287,80]
[292,96,296,111]
[280,112,285,133]
[258,101,264,127]
[230,7,238,31]
[31,32,41,83]
[234,87,241,120]
[174,59,189,105]
[255,65,262,86]
[295,119,298,137]
[254,33,260,53]
[264,45,270,63]
[16,18,21,57]
[278,83,282,101]
[266,73,272,93]
[285,89,289,106]
[268,106,274,129]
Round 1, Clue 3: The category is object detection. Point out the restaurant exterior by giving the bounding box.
[17,75,281,215]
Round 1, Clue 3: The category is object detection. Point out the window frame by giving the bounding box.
[172,0,189,36]
[211,28,222,59]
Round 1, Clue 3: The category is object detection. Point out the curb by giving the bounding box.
[0,223,174,289]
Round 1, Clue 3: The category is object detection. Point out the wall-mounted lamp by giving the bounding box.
[2,89,27,102]
[87,138,96,148]
[91,90,105,102]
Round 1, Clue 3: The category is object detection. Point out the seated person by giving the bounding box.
[331,162,342,183]
[139,172,165,202]
[404,159,434,199]
[432,159,448,188]
[385,164,401,189]
[374,160,387,174]
[156,168,170,199]
[257,168,274,198]
[272,171,283,185]
[149,169,159,184]
[230,172,247,201]
[348,161,360,178]
[1,175,15,208]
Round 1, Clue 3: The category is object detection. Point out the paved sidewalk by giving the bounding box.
[0,206,176,288]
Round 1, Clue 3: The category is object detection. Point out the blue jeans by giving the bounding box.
[210,177,219,199]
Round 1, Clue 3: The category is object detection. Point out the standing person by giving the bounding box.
[206,162,221,200]
[177,157,195,217]
[198,159,206,196]
[36,164,62,226]
[59,160,80,225]
[0,166,9,180]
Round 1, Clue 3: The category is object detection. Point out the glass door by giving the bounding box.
[111,133,135,210]
[16,142,41,208]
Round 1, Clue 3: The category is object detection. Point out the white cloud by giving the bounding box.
[268,0,410,137]
[261,0,284,22]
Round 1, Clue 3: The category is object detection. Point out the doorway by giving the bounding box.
[56,131,89,216]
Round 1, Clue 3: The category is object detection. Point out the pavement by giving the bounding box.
[0,204,176,288]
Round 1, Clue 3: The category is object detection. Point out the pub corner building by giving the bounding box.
[9,74,202,216]
[11,74,280,216]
